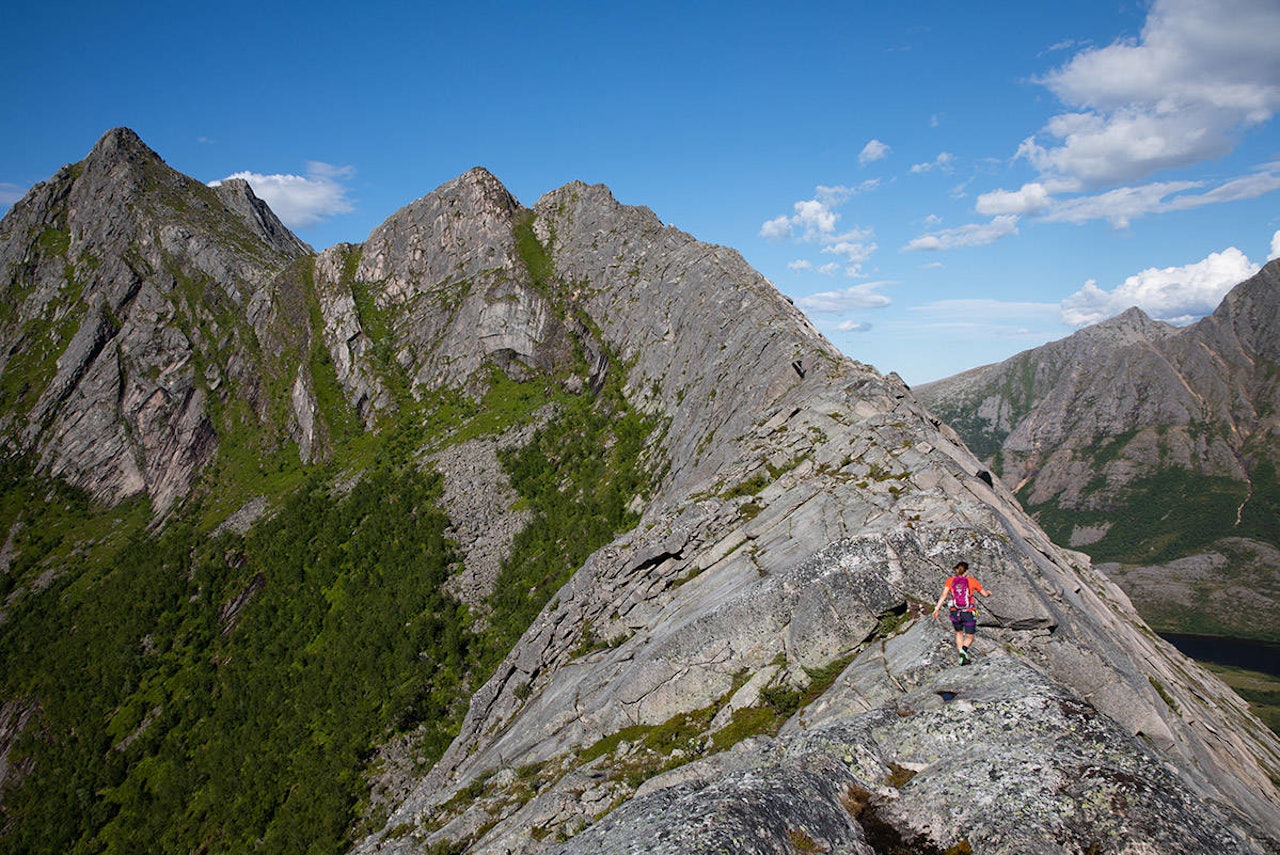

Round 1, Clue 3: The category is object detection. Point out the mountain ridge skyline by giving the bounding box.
[6,0,1279,385]
[2,125,1278,854]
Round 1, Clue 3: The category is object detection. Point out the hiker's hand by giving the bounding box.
[931,608,939,620]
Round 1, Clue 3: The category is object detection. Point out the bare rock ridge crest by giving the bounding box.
[0,128,1278,853]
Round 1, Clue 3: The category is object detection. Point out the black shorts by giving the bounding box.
[949,609,977,634]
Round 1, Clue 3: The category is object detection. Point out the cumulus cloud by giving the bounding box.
[1060,247,1259,326]
[836,320,873,332]
[975,182,1052,216]
[1022,0,1280,187]
[1271,230,1280,260]
[792,199,839,239]
[904,215,1019,251]
[910,152,955,173]
[760,215,793,240]
[859,139,890,165]
[210,161,355,229]
[787,259,813,271]
[760,184,880,275]
[795,281,894,313]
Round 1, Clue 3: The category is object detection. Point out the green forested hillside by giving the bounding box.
[0,363,657,854]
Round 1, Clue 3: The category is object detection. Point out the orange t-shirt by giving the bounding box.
[947,575,984,611]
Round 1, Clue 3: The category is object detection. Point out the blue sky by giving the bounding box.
[3,0,1278,384]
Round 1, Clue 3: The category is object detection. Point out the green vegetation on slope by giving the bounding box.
[477,371,658,673]
[1204,664,1280,737]
[0,461,464,855]
[0,319,656,855]
[1019,467,1251,565]
[0,346,659,855]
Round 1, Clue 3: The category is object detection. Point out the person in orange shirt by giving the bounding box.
[931,560,991,665]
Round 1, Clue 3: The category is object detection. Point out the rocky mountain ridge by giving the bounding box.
[0,129,1278,854]
[916,263,1280,641]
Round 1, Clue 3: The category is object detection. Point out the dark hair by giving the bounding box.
[954,561,969,571]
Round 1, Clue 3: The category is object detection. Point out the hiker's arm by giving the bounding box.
[981,588,991,597]
[931,587,948,617]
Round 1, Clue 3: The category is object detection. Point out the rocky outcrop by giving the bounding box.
[310,169,601,413]
[559,651,1266,854]
[429,420,545,609]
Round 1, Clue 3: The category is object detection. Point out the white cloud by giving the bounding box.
[1271,230,1280,260]
[910,152,955,173]
[792,199,838,239]
[975,182,1052,216]
[210,161,355,229]
[760,186,880,274]
[1037,164,1280,228]
[818,181,879,202]
[760,215,792,240]
[817,262,842,276]
[1023,0,1280,187]
[904,215,1019,251]
[859,139,890,165]
[787,259,813,271]
[1060,246,1259,326]
[796,281,894,312]
[836,320,873,332]
[920,261,944,270]
[1040,180,1199,228]
[820,228,878,276]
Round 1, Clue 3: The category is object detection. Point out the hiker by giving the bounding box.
[931,561,991,665]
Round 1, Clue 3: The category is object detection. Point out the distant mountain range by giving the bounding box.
[917,261,1280,642]
[1,129,1278,854]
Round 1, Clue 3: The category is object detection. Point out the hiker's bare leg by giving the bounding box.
[954,630,965,651]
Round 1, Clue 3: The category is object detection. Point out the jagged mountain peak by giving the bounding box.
[3,131,1280,854]
[0,128,313,513]
[1054,305,1175,352]
[87,125,161,164]
[209,176,313,258]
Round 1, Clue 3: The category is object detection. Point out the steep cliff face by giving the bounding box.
[311,168,604,425]
[916,262,1280,640]
[1,130,1279,855]
[0,128,311,512]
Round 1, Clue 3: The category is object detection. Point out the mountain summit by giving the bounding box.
[1,129,1278,854]
[0,127,310,512]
